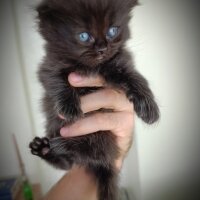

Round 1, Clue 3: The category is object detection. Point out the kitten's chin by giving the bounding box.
[86,60,104,68]
[80,57,106,68]
[80,52,116,67]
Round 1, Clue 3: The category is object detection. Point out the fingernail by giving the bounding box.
[60,127,69,136]
[69,73,83,83]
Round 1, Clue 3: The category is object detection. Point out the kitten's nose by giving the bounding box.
[97,46,107,55]
[95,41,108,55]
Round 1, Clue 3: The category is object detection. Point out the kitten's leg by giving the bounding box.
[39,68,82,123]
[101,67,160,124]
[29,133,119,200]
[29,137,73,169]
[30,132,118,169]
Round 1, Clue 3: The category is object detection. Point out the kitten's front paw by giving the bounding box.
[29,137,50,158]
[135,96,160,124]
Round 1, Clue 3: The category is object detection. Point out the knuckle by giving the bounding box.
[71,121,82,132]
[97,76,104,85]
[94,113,104,126]
[127,111,134,121]
[117,112,134,132]
[110,89,120,99]
[104,89,119,104]
[124,112,135,128]
[106,113,119,130]
[124,110,133,121]
[91,75,104,86]
[94,113,115,130]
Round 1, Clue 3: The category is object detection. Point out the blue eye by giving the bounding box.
[107,27,119,39]
[79,32,90,42]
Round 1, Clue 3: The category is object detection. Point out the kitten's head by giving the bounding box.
[37,0,138,66]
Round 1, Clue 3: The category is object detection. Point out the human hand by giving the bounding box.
[60,72,135,170]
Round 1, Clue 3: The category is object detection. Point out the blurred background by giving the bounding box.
[0,0,200,199]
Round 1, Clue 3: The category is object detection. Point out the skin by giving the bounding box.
[44,72,135,200]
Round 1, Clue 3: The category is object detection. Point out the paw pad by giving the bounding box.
[29,137,50,157]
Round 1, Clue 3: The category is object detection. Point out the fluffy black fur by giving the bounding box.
[29,0,159,199]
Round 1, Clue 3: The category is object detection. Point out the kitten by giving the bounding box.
[29,0,159,199]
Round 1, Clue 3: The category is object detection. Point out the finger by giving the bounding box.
[80,88,133,114]
[60,112,131,137]
[68,72,105,87]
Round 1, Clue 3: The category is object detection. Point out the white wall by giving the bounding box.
[11,0,66,194]
[0,0,40,183]
[1,0,200,199]
[131,0,200,199]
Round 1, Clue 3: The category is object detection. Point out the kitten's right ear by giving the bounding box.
[36,1,52,19]
[35,1,60,38]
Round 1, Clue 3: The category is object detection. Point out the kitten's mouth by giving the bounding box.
[96,55,104,60]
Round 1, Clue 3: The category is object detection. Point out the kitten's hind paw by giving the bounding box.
[29,137,50,158]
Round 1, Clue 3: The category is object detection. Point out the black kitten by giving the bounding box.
[29,0,159,199]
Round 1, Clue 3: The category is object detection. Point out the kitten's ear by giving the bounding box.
[36,1,53,20]
[36,1,63,30]
[35,1,63,39]
[128,0,139,8]
[123,0,139,13]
